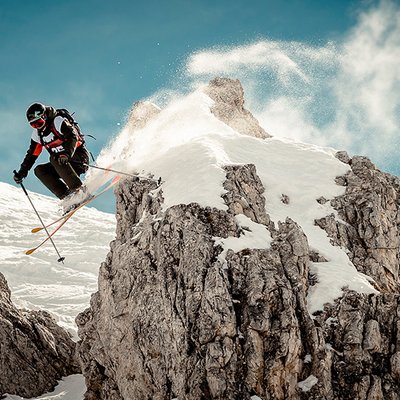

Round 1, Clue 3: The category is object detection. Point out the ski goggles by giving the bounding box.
[29,116,46,129]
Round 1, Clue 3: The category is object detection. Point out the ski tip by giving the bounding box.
[31,227,43,233]
[112,175,122,184]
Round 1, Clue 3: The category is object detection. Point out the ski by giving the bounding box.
[26,175,121,255]
[26,211,76,255]
[31,176,121,234]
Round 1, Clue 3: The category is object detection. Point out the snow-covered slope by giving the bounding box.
[0,182,116,399]
[0,182,116,336]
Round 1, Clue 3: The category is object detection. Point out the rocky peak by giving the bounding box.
[0,272,79,398]
[204,77,270,139]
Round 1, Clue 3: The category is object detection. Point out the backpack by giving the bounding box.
[56,108,93,145]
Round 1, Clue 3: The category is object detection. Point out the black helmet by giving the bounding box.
[26,103,47,129]
[26,102,46,122]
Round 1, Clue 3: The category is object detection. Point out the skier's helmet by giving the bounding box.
[26,102,47,129]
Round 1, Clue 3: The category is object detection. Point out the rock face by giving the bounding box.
[318,291,400,400]
[0,272,80,398]
[316,153,400,293]
[205,77,271,139]
[76,168,400,400]
[76,80,400,399]
[77,168,322,400]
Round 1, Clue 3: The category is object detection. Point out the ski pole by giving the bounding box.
[71,161,137,178]
[85,163,136,177]
[14,172,65,263]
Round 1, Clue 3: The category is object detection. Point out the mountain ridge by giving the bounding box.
[74,78,400,399]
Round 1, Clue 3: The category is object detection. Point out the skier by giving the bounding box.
[13,102,91,212]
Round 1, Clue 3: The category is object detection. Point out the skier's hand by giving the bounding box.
[57,153,70,165]
[13,169,27,184]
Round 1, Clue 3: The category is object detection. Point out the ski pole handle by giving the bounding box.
[14,170,27,191]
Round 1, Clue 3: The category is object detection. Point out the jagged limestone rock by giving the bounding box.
[316,291,400,400]
[75,80,400,399]
[316,153,400,292]
[0,272,80,398]
[204,77,271,139]
[77,169,327,399]
[222,164,271,226]
[76,157,400,399]
[335,150,351,164]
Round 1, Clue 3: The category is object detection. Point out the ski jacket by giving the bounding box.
[20,107,85,173]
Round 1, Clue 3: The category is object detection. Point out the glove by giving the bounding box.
[13,169,27,184]
[57,153,70,165]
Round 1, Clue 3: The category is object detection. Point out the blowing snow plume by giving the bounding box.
[183,1,400,176]
[87,2,400,192]
[85,77,270,193]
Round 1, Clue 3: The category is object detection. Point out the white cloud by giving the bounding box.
[332,1,400,157]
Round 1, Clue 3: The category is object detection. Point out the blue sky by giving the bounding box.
[1,0,399,213]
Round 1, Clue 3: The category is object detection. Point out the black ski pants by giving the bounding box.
[34,146,89,199]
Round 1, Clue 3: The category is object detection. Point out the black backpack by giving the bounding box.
[56,108,92,145]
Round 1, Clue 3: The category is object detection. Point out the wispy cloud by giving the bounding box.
[331,1,400,156]
[184,1,400,174]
